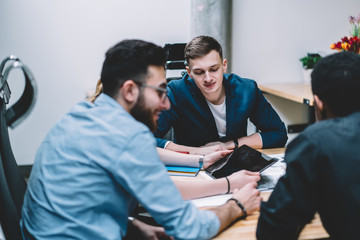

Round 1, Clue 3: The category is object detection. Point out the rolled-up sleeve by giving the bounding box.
[113,131,220,239]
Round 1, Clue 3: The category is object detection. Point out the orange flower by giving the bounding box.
[330,14,360,54]
[341,42,351,50]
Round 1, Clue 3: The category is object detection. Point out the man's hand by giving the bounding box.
[131,219,174,240]
[211,182,262,232]
[188,144,227,155]
[227,170,261,192]
[203,150,233,169]
[203,141,232,149]
[231,182,262,215]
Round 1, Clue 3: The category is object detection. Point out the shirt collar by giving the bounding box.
[94,93,125,111]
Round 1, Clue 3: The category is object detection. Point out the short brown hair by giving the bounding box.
[184,36,223,65]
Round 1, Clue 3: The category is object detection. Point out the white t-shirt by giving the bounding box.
[206,98,226,138]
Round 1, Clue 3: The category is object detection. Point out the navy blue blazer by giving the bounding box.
[154,73,288,149]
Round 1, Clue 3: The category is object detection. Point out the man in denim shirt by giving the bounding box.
[21,39,261,240]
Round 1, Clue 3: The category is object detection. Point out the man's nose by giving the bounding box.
[204,71,211,81]
[160,96,170,110]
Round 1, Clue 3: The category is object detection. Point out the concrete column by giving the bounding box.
[191,0,232,71]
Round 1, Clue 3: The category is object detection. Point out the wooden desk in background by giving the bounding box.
[173,148,329,240]
[258,83,315,133]
[258,83,313,106]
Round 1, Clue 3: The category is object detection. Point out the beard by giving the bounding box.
[130,94,157,132]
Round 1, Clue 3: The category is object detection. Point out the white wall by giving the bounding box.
[0,0,191,165]
[232,0,360,84]
[232,0,360,143]
[2,0,360,165]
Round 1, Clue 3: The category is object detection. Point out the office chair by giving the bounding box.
[0,56,37,240]
[164,43,187,82]
[163,43,187,142]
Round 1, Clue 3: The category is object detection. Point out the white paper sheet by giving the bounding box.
[191,153,286,208]
[191,193,233,208]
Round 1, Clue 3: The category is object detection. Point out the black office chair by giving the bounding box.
[164,43,187,82]
[0,55,37,240]
[162,43,187,142]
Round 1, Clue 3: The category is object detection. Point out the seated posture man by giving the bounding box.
[154,35,287,154]
[21,39,262,240]
[88,79,261,201]
[256,51,360,240]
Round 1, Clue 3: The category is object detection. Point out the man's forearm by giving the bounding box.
[210,200,244,232]
[209,133,263,150]
[157,147,200,167]
[165,142,225,155]
[165,141,197,152]
[172,178,228,200]
[232,133,263,149]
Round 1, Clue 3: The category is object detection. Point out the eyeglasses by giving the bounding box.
[133,80,168,102]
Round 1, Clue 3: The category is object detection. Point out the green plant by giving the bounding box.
[299,53,322,69]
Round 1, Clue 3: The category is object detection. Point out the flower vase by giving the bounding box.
[302,69,312,85]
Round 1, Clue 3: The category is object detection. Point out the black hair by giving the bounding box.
[184,35,223,65]
[100,39,166,98]
[311,51,360,117]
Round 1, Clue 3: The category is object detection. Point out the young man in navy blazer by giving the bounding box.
[155,35,287,154]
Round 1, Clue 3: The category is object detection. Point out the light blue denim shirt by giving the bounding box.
[21,93,220,240]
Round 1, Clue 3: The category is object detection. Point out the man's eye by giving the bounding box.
[193,71,204,75]
[156,90,163,97]
[210,68,218,72]
[159,83,167,89]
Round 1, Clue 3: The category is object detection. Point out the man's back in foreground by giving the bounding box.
[257,51,360,240]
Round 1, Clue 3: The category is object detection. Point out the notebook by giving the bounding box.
[204,144,277,179]
[166,165,201,177]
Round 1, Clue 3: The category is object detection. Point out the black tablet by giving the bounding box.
[205,144,277,179]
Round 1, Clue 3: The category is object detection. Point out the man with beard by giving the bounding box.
[21,39,262,240]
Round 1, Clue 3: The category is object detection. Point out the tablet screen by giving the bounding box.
[205,145,277,179]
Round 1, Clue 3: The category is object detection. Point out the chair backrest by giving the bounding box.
[162,43,188,141]
[0,56,37,240]
[164,43,187,82]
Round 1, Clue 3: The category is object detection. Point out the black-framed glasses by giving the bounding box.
[133,80,168,102]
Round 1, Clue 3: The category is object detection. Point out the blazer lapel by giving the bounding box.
[224,75,238,138]
[187,76,219,139]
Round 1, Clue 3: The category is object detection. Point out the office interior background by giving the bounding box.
[1,0,360,166]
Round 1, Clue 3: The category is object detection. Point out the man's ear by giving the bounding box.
[120,80,139,104]
[314,94,336,120]
[186,66,191,77]
[222,58,228,73]
[314,94,325,121]
[314,95,323,111]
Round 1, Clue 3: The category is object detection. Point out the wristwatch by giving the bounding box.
[199,155,205,169]
[233,139,239,149]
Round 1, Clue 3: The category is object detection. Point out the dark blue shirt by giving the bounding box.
[257,111,360,240]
